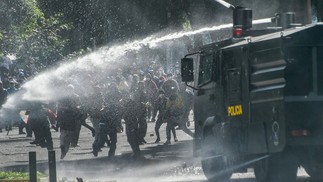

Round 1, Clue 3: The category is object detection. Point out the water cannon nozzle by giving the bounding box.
[273,12,299,29]
[231,6,252,38]
[233,7,253,29]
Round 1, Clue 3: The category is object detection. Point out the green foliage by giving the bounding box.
[0,0,71,72]
[0,171,45,180]
[0,0,215,73]
[0,0,44,54]
[15,13,71,72]
[0,171,29,180]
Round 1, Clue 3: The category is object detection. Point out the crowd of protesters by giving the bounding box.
[0,64,194,160]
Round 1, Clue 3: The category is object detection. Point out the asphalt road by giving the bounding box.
[0,116,205,181]
[0,116,312,182]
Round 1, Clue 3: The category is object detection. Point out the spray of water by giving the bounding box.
[213,0,235,9]
[252,18,272,24]
[1,17,272,113]
[53,154,203,182]
[204,154,270,180]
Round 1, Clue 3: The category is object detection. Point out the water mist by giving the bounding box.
[0,17,272,123]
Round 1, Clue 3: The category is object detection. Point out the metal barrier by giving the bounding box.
[29,150,57,182]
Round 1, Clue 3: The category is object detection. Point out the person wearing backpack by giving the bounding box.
[163,90,184,145]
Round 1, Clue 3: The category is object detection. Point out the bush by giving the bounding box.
[0,171,46,181]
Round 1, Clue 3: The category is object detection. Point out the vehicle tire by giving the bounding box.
[201,157,232,182]
[254,157,269,182]
[201,128,232,182]
[254,152,298,182]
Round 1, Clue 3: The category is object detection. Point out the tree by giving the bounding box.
[0,0,42,55]
[36,0,195,50]
[0,0,70,73]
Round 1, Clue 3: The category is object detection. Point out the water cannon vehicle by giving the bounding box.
[181,2,323,182]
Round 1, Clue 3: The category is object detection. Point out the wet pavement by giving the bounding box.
[0,118,207,181]
[0,117,312,182]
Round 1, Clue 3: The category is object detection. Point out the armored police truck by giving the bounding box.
[181,6,323,182]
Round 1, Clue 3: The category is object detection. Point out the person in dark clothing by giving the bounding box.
[133,81,148,144]
[4,107,26,135]
[0,81,7,132]
[122,96,141,158]
[70,111,82,148]
[154,90,167,143]
[81,115,95,137]
[104,82,123,148]
[92,83,122,157]
[1,74,10,90]
[5,81,27,135]
[58,85,82,159]
[164,92,184,145]
[71,105,95,148]
[157,76,166,89]
[0,81,7,106]
[144,73,158,123]
[87,86,104,147]
[6,80,17,95]
[67,78,96,147]
[161,73,179,97]
[27,102,56,150]
[176,84,194,137]
[129,74,139,94]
